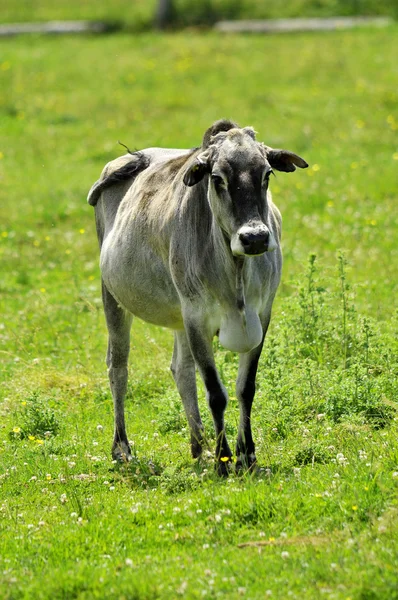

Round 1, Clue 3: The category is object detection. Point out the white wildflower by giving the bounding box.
[336,453,348,466]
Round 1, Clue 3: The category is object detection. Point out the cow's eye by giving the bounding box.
[263,169,274,183]
[211,174,226,188]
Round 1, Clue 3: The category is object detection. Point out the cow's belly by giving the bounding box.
[100,239,183,329]
[104,277,183,329]
[110,284,183,329]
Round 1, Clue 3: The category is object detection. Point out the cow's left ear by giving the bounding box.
[183,157,210,186]
[265,148,308,173]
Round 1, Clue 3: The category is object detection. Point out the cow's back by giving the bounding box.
[88,148,192,246]
[92,148,195,328]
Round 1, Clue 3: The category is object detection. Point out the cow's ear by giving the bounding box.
[183,158,210,186]
[266,148,308,173]
[242,126,257,140]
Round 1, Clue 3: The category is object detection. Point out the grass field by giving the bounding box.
[1,24,398,600]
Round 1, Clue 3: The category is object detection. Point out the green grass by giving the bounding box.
[1,26,398,599]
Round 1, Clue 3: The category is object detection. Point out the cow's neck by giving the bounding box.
[218,255,264,353]
[214,225,247,310]
[234,256,246,313]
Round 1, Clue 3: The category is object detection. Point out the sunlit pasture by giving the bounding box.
[1,25,397,600]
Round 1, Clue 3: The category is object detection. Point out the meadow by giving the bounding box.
[1,23,398,600]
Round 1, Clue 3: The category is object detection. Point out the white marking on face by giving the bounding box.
[230,225,276,256]
[267,231,278,252]
[230,234,247,256]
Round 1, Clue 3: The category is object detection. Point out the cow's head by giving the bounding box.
[183,121,308,256]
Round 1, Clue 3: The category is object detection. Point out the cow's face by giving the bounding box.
[183,127,308,257]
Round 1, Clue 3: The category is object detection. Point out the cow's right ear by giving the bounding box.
[183,157,210,186]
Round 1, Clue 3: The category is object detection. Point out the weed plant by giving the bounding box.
[1,254,397,599]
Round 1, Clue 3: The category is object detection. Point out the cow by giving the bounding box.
[87,119,308,475]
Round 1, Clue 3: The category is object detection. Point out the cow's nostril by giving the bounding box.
[239,231,255,247]
[239,230,269,253]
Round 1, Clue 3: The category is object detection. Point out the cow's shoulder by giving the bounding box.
[140,148,199,182]
[140,147,192,165]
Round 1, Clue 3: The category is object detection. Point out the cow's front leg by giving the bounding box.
[235,318,269,471]
[171,330,205,458]
[185,321,232,476]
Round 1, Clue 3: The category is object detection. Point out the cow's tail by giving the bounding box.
[87,151,150,206]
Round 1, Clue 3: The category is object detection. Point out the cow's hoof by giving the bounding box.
[215,457,232,478]
[235,453,257,474]
[112,441,132,463]
[191,429,208,459]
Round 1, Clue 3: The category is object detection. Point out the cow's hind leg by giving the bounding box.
[102,281,133,462]
[171,331,204,458]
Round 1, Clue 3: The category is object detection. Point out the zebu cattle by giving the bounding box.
[88,120,308,475]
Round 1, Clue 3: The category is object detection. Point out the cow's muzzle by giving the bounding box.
[231,225,277,256]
